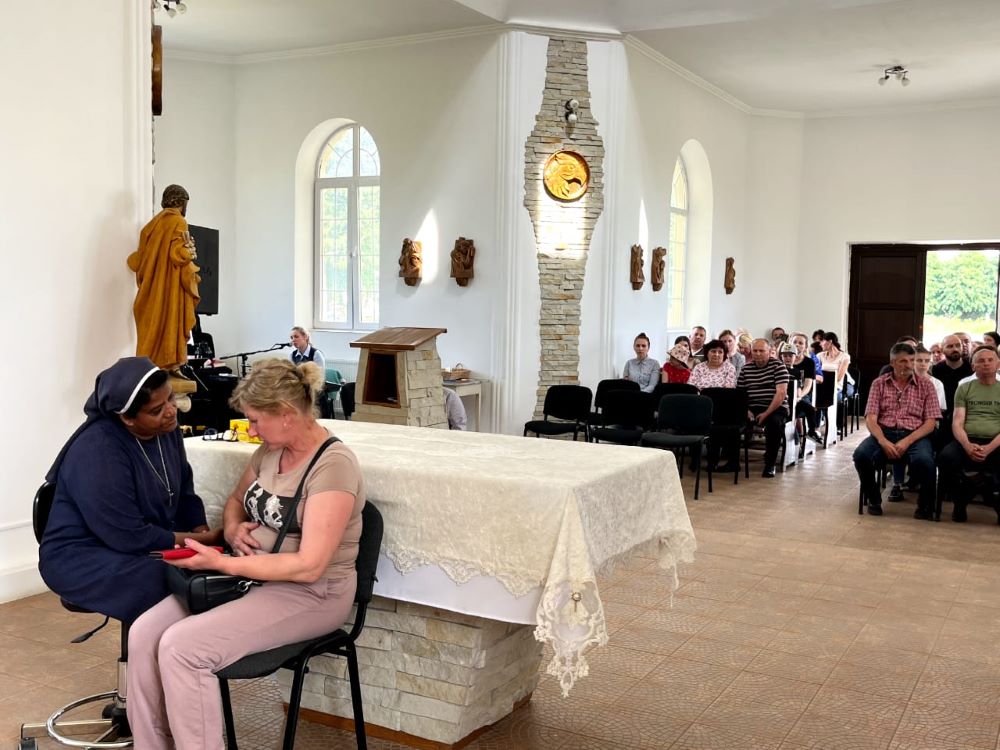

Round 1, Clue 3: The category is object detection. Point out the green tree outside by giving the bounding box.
[923,250,999,345]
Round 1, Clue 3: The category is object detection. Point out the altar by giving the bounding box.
[186,420,695,747]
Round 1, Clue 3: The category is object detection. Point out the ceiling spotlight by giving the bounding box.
[878,65,910,87]
[154,0,188,16]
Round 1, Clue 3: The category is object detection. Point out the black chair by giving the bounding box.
[701,388,748,485]
[651,382,698,411]
[523,385,593,441]
[589,390,654,446]
[845,365,862,434]
[640,394,714,499]
[340,382,356,420]
[588,378,640,429]
[814,375,837,448]
[20,483,132,750]
[217,501,384,750]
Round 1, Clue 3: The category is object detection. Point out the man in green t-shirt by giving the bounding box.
[938,345,1000,522]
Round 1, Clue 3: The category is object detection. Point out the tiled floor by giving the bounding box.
[5,429,1000,749]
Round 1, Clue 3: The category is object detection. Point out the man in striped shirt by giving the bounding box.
[853,342,941,519]
[737,339,789,478]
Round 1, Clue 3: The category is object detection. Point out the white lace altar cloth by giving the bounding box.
[185,419,696,695]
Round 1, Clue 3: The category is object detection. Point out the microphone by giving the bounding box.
[273,342,291,349]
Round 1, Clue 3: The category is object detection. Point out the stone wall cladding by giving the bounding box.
[523,38,605,417]
[281,596,543,745]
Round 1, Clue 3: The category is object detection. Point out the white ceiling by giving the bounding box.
[161,0,1000,114]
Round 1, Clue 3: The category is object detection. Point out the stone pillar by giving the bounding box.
[523,38,605,417]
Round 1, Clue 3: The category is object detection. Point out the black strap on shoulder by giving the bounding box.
[270,436,340,553]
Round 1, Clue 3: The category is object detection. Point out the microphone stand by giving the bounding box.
[219,344,288,378]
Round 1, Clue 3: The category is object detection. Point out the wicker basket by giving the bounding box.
[442,365,471,380]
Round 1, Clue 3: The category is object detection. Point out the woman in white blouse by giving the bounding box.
[819,331,852,396]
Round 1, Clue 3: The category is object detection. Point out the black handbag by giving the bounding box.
[166,436,340,614]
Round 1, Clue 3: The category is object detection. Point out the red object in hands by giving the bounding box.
[149,546,224,559]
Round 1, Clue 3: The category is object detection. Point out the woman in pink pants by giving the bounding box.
[128,359,365,750]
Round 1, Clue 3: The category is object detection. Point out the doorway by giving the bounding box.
[847,242,1000,407]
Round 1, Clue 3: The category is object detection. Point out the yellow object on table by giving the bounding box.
[229,418,262,444]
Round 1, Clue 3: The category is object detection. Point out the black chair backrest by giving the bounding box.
[651,382,698,406]
[355,502,383,605]
[594,378,639,409]
[33,482,55,545]
[600,390,654,429]
[700,388,748,427]
[656,394,713,435]
[340,382,356,419]
[542,384,593,422]
[814,375,836,409]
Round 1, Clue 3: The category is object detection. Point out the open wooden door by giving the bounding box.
[847,244,927,408]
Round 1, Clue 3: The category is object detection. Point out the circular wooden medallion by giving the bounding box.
[543,150,590,202]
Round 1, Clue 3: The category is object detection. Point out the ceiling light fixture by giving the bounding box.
[878,65,910,87]
[152,0,188,17]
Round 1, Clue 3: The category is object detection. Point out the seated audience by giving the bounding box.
[984,331,1000,349]
[888,344,944,499]
[956,331,973,360]
[738,338,789,478]
[719,329,745,375]
[771,327,788,348]
[622,331,661,393]
[39,357,218,624]
[930,341,944,366]
[853,343,940,519]
[787,337,822,443]
[661,341,692,383]
[932,334,974,447]
[444,388,467,430]
[689,339,736,390]
[819,332,852,397]
[878,336,920,376]
[128,358,365,749]
[938,345,1000,522]
[689,326,707,362]
[812,329,826,345]
[737,333,753,360]
[288,326,326,372]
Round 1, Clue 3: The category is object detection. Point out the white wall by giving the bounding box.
[797,105,1000,345]
[608,44,752,369]
[155,56,237,350]
[0,2,151,601]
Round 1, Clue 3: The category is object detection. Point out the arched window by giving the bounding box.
[314,123,380,330]
[667,156,688,327]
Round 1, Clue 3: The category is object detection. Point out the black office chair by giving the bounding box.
[589,390,654,446]
[587,378,640,430]
[845,365,862,434]
[340,382,357,420]
[20,483,132,750]
[814,375,837,448]
[523,385,593,441]
[701,388,748,485]
[640,394,714,499]
[216,501,383,750]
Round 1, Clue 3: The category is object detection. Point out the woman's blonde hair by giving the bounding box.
[229,358,324,415]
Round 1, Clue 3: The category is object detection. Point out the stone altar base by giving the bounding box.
[277,596,543,748]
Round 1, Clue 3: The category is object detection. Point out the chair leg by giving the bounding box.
[281,659,309,750]
[346,645,368,750]
[693,456,701,500]
[219,678,238,750]
[858,486,866,515]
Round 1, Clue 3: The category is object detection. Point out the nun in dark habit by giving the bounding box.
[39,357,220,623]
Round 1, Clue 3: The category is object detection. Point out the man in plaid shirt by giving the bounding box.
[853,342,941,519]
